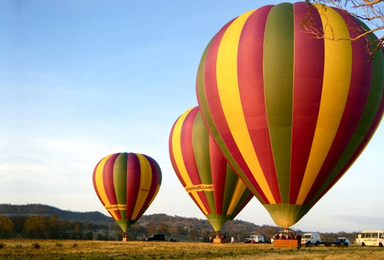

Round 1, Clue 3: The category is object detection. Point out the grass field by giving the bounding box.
[1,240,384,259]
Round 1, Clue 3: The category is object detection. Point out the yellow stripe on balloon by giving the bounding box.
[132,154,152,219]
[227,179,247,215]
[296,4,352,205]
[216,10,276,204]
[171,108,209,215]
[94,154,118,219]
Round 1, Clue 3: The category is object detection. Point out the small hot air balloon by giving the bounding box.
[169,107,253,233]
[196,2,384,228]
[93,152,162,237]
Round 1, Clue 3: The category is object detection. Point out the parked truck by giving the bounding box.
[325,237,350,246]
[301,232,322,246]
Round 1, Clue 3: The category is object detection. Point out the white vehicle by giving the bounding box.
[301,232,322,246]
[245,234,266,243]
[356,230,384,247]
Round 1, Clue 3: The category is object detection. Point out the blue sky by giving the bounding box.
[1,0,383,233]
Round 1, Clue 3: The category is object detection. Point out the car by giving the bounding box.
[145,233,166,241]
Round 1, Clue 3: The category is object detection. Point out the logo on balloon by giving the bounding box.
[185,184,214,193]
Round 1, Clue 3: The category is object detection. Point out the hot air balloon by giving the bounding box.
[196,2,384,228]
[169,106,253,233]
[93,152,162,238]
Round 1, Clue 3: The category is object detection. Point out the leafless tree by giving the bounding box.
[305,0,383,56]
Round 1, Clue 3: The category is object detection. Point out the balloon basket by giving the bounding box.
[122,234,128,242]
[272,230,301,248]
[213,238,226,244]
[273,239,300,248]
[212,233,227,243]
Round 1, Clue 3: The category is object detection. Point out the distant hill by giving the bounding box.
[0,204,266,237]
[137,213,259,233]
[0,204,113,224]
[0,204,259,232]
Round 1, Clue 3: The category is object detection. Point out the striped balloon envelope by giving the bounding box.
[93,153,162,233]
[196,2,384,228]
[169,107,253,232]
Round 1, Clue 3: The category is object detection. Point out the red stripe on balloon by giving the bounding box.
[203,13,269,204]
[202,18,233,148]
[103,153,122,220]
[303,8,373,205]
[237,5,281,203]
[125,153,141,220]
[181,108,202,184]
[289,2,324,203]
[209,136,227,215]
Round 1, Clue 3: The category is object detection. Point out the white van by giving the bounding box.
[245,234,266,243]
[301,232,322,246]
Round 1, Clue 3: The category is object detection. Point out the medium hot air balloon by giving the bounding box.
[169,106,253,232]
[93,152,162,236]
[196,2,384,228]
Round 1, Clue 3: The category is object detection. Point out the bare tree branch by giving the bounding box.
[304,0,384,57]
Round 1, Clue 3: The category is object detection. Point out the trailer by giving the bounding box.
[325,237,350,246]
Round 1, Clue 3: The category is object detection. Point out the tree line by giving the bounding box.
[0,215,121,240]
[0,214,276,242]
[0,214,357,243]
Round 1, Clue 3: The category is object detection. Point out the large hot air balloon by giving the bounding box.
[169,106,253,232]
[196,2,384,228]
[93,152,162,235]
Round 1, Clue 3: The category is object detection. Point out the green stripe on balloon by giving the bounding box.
[263,3,294,204]
[221,164,238,215]
[192,111,216,215]
[114,153,128,224]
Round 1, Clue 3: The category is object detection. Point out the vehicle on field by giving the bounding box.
[244,234,267,243]
[301,232,322,246]
[145,233,166,241]
[356,230,384,247]
[326,237,350,246]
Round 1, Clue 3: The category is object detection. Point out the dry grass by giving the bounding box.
[0,240,384,259]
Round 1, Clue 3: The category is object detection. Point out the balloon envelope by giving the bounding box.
[196,2,384,228]
[169,107,253,232]
[93,152,162,232]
